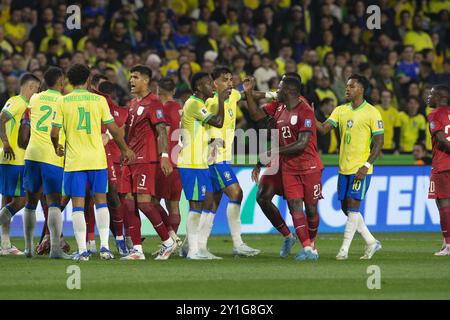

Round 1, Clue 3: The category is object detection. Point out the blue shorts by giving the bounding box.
[209,162,239,192]
[0,164,24,197]
[179,168,213,201]
[23,160,63,195]
[63,169,108,197]
[337,174,372,201]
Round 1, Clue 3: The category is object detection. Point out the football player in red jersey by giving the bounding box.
[152,77,183,246]
[244,73,320,258]
[120,65,177,261]
[96,80,130,256]
[426,85,450,256]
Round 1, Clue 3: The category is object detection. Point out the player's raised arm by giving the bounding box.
[242,77,267,122]
[105,121,136,164]
[205,86,228,128]
[0,111,15,160]
[315,117,334,136]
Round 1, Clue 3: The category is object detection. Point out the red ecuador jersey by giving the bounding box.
[428,106,450,173]
[126,93,166,163]
[107,104,128,163]
[163,100,182,166]
[265,97,323,175]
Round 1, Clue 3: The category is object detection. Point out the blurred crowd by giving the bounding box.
[0,0,449,155]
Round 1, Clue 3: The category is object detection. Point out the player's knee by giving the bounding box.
[287,199,303,213]
[305,205,317,218]
[229,188,243,203]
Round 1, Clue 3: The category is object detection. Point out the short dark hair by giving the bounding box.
[158,77,176,92]
[407,96,421,104]
[348,74,369,92]
[191,72,210,92]
[67,64,91,86]
[211,66,232,80]
[282,72,302,84]
[44,67,64,87]
[414,142,426,150]
[19,73,40,87]
[281,76,302,95]
[130,65,152,80]
[98,80,115,95]
[433,84,450,96]
[91,73,108,87]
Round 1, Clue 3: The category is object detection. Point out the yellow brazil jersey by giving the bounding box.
[206,89,242,163]
[375,105,399,150]
[177,96,213,169]
[25,89,65,167]
[403,31,433,52]
[52,89,114,172]
[397,112,426,153]
[0,95,29,165]
[326,101,384,175]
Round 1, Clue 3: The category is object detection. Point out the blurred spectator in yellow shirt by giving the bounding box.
[4,8,28,52]
[376,90,400,153]
[39,21,73,56]
[403,15,433,52]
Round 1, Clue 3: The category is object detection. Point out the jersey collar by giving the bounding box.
[350,100,367,111]
[73,89,89,93]
[46,88,61,95]
[19,95,29,104]
[190,95,205,105]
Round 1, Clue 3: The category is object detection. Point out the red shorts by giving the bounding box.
[155,167,182,201]
[118,163,157,195]
[282,170,323,203]
[107,158,120,186]
[259,169,284,196]
[428,171,450,199]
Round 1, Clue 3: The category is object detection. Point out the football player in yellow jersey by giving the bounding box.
[18,67,72,259]
[51,64,135,261]
[0,73,40,256]
[177,72,228,259]
[195,67,260,259]
[316,74,383,260]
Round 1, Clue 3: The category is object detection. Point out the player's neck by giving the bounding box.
[136,89,151,101]
[19,90,30,101]
[73,85,88,91]
[193,92,206,102]
[159,95,173,104]
[285,96,299,110]
[350,97,364,109]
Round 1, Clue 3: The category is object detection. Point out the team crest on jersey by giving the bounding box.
[3,102,11,110]
[228,108,233,118]
[114,111,119,117]
[347,120,353,128]
[137,106,145,116]
[290,115,298,125]
[156,109,164,119]
[304,119,312,128]
[378,120,383,129]
[201,185,206,196]
[201,108,208,115]
[224,171,232,181]
[430,121,435,130]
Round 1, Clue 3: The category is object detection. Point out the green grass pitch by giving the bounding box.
[1,233,449,300]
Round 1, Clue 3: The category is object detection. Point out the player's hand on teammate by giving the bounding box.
[2,142,15,160]
[355,166,368,181]
[160,156,173,176]
[121,148,136,165]
[55,144,64,157]
[251,166,260,184]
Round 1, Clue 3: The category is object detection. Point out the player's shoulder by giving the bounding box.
[143,93,163,107]
[165,100,182,110]
[230,88,242,101]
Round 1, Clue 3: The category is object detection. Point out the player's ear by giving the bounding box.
[213,80,219,89]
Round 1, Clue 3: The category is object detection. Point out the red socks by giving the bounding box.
[155,204,173,232]
[85,199,95,241]
[168,214,181,233]
[124,199,141,245]
[439,206,450,244]
[292,211,311,247]
[138,202,170,242]
[307,213,320,243]
[110,204,124,237]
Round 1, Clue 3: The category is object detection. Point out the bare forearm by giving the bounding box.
[244,91,266,122]
[0,121,9,146]
[107,123,129,153]
[156,126,169,154]
[276,132,311,155]
[367,136,384,164]
[207,96,225,128]
[315,120,333,136]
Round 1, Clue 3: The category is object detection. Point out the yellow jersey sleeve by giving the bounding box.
[100,97,114,124]
[370,108,384,136]
[188,97,213,123]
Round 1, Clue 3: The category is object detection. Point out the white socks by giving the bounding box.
[340,212,359,252]
[0,206,13,226]
[95,206,110,249]
[23,207,36,252]
[48,206,63,252]
[356,212,376,245]
[72,209,87,253]
[227,202,243,247]
[186,210,201,256]
[198,211,215,251]
[1,222,11,249]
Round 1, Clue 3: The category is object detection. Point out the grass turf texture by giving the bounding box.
[1,233,449,300]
